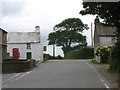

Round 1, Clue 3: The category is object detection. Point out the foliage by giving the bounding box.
[48,18,88,55]
[43,54,63,61]
[109,41,120,73]
[64,47,94,59]
[80,1,120,63]
[90,59,100,64]
[95,46,110,63]
[54,18,89,31]
[80,2,120,40]
[80,1,120,72]
[43,54,50,61]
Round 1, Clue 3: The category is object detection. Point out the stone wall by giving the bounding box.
[0,45,2,63]
[2,59,36,73]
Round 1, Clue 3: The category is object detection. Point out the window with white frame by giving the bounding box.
[27,43,31,49]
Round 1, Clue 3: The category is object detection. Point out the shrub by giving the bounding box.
[95,46,110,63]
[43,54,63,60]
[109,41,120,73]
[64,47,94,59]
[90,59,100,64]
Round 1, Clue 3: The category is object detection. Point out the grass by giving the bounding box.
[90,59,100,64]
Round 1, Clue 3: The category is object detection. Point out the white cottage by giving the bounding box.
[7,26,43,62]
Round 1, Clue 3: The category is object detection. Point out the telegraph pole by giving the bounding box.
[91,22,93,48]
[53,44,55,57]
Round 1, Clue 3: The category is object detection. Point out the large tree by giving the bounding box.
[80,1,120,72]
[80,2,120,41]
[48,18,88,55]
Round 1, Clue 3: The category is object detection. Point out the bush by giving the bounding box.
[43,54,63,60]
[43,54,50,61]
[109,41,120,73]
[95,46,110,63]
[90,59,100,64]
[64,47,94,59]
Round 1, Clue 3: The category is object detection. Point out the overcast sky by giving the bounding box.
[0,0,95,56]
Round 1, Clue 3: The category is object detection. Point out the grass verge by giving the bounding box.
[90,59,100,64]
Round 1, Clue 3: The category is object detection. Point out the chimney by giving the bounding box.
[94,16,99,25]
[35,26,40,43]
[35,26,40,32]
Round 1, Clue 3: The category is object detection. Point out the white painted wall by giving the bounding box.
[100,37,114,47]
[7,43,43,61]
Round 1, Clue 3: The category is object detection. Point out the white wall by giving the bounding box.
[100,37,114,47]
[7,43,43,61]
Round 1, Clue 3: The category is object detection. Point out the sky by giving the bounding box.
[0,0,96,57]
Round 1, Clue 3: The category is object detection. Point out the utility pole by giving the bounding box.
[53,44,55,57]
[91,22,93,48]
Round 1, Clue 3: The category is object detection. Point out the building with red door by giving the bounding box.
[7,26,43,62]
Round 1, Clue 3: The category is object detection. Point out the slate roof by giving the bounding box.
[7,32,40,44]
[0,28,7,33]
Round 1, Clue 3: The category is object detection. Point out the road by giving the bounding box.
[2,60,110,88]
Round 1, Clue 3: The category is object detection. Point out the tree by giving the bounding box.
[80,2,120,41]
[80,2,120,72]
[48,18,88,55]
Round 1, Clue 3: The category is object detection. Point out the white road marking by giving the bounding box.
[3,85,7,87]
[104,84,110,88]
[101,79,104,82]
[3,72,32,87]
[15,71,31,80]
[3,73,22,83]
[85,62,111,88]
[14,73,21,77]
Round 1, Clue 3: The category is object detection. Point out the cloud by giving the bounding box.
[1,1,24,17]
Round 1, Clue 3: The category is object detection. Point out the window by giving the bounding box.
[112,37,116,45]
[27,43,31,49]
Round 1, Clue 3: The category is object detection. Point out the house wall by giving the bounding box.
[0,30,2,63]
[7,43,43,61]
[2,31,7,60]
[94,29,100,53]
[0,45,2,63]
[0,30,2,45]
[100,36,115,47]
[0,30,7,62]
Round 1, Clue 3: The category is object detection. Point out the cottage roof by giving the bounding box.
[7,32,40,43]
[96,23,116,36]
[0,28,7,33]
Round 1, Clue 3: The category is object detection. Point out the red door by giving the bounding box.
[13,48,19,61]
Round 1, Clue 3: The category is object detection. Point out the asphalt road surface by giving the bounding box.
[2,60,110,88]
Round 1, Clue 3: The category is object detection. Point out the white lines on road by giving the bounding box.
[101,79,104,82]
[104,84,110,89]
[2,70,34,88]
[15,71,31,80]
[3,73,22,83]
[3,84,8,87]
[85,62,110,89]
